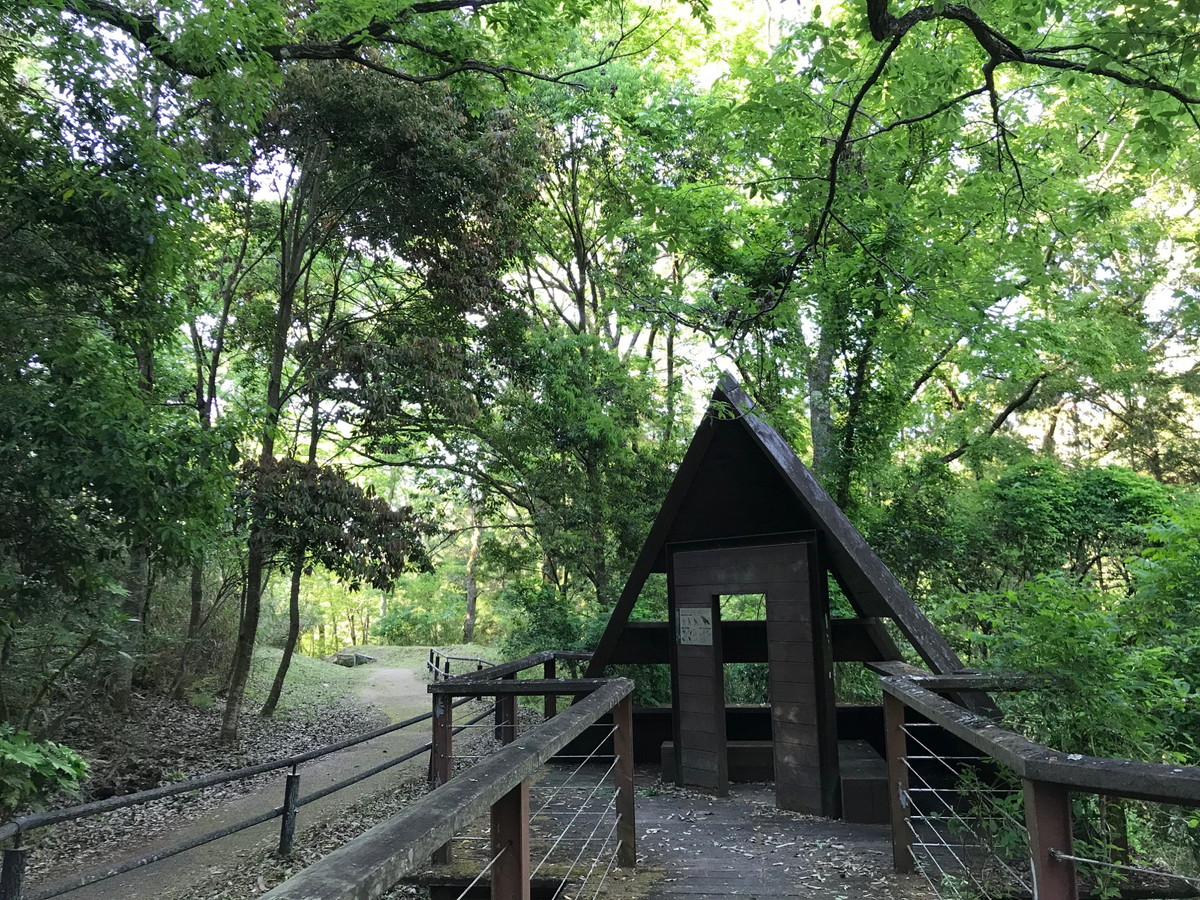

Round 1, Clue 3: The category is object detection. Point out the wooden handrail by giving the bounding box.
[262,678,633,900]
[881,675,1200,805]
[429,678,607,696]
[436,650,591,684]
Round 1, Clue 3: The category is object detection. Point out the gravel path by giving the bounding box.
[33,664,435,900]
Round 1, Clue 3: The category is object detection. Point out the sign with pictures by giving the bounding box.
[677,608,713,646]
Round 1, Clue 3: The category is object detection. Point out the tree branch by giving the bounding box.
[940,370,1053,463]
[59,0,644,90]
[850,86,988,142]
[767,34,904,317]
[865,0,1200,108]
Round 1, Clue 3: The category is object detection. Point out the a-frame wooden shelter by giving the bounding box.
[586,374,967,818]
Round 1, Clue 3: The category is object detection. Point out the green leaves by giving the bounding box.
[240,458,432,591]
[0,725,88,816]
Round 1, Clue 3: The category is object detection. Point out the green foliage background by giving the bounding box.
[2,0,1200,832]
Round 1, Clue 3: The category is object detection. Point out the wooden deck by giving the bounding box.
[634,776,933,900]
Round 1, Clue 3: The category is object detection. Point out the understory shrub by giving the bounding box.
[0,725,88,817]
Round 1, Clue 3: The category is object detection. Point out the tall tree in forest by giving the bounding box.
[462,502,483,643]
[648,1,1200,507]
[219,62,538,739]
[244,458,430,717]
[375,39,719,609]
[1,29,233,714]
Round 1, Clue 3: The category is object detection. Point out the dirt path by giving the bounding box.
[40,664,434,900]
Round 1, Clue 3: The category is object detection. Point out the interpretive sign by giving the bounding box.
[677,608,713,646]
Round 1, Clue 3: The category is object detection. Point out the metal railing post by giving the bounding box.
[431,693,455,865]
[543,658,557,720]
[1,846,28,900]
[613,694,637,868]
[278,769,301,857]
[1024,779,1078,900]
[490,780,530,900]
[883,691,914,874]
[428,648,435,680]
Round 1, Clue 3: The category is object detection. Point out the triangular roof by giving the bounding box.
[587,374,965,677]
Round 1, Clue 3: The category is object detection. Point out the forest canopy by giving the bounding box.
[2,0,1199,792]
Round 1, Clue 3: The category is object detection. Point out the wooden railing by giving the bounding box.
[876,662,1200,899]
[264,651,634,900]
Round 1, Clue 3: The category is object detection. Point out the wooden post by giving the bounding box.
[613,695,637,869]
[883,692,914,874]
[0,847,28,900]
[499,694,518,745]
[490,780,531,900]
[543,658,557,720]
[431,694,454,865]
[495,673,516,739]
[278,770,301,857]
[1024,779,1078,900]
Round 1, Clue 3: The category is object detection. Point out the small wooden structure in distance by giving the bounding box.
[586,375,967,820]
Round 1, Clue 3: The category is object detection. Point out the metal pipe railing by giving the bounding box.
[0,699,472,845]
[7,698,493,900]
[0,649,602,900]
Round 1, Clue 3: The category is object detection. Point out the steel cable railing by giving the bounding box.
[260,674,635,900]
[880,669,1200,900]
[899,719,1032,898]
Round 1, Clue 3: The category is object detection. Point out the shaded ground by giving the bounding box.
[30,661,435,900]
[635,777,934,900]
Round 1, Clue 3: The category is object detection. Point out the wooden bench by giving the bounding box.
[660,739,774,783]
[659,738,889,824]
[837,739,889,824]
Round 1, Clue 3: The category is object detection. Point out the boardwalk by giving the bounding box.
[634,777,934,900]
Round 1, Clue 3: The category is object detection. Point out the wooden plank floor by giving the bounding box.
[634,775,934,900]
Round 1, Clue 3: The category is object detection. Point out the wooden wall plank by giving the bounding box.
[608,618,899,665]
[671,584,727,795]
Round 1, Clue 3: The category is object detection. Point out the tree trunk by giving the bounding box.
[222,542,265,742]
[349,614,358,647]
[664,325,677,444]
[221,142,327,743]
[113,324,155,712]
[462,504,482,643]
[112,543,148,712]
[172,564,205,700]
[261,553,303,717]
[584,455,609,607]
[808,332,836,483]
[263,386,322,718]
[177,202,243,703]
